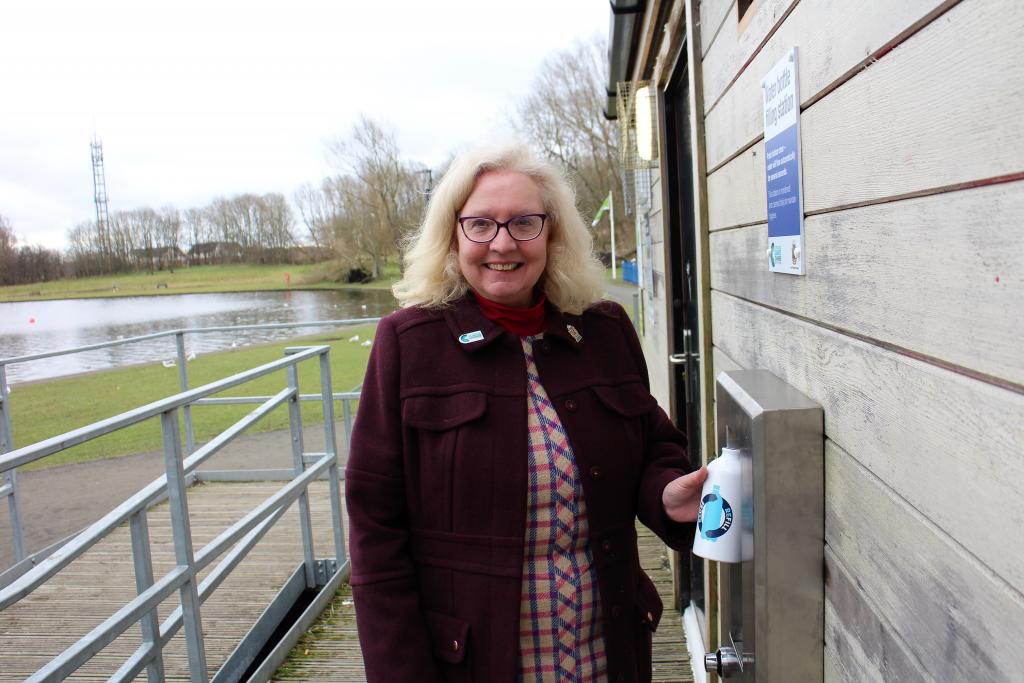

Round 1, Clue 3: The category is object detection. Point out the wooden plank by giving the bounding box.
[0,482,342,682]
[801,0,1024,213]
[712,345,742,376]
[704,0,1024,228]
[700,0,796,113]
[707,139,765,231]
[824,551,930,683]
[703,0,951,171]
[710,347,742,458]
[652,0,687,88]
[825,439,1024,682]
[709,181,1024,385]
[684,0,720,490]
[698,0,735,58]
[631,0,665,83]
[710,291,1024,591]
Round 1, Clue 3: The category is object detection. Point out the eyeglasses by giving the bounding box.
[457,213,547,243]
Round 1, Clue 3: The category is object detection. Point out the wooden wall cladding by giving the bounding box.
[701,0,796,113]
[799,0,1023,213]
[826,440,1024,682]
[824,543,930,682]
[708,181,1024,386]
[698,0,736,58]
[703,0,1024,229]
[702,0,951,172]
[710,292,1024,594]
[698,0,1024,680]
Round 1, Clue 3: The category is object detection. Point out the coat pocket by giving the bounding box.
[401,392,488,532]
[591,383,658,470]
[633,571,664,683]
[423,609,470,664]
[635,570,664,632]
[402,392,487,430]
[591,382,658,418]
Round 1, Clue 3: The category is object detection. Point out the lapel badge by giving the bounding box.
[459,330,484,344]
[566,324,582,343]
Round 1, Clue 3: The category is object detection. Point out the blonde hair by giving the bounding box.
[392,142,607,315]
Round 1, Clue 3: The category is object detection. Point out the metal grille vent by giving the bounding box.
[616,80,659,170]
[616,81,659,216]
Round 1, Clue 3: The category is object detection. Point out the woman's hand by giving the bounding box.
[662,467,709,523]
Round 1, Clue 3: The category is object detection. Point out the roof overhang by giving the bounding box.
[605,0,645,120]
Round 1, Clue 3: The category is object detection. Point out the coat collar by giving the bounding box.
[442,294,584,353]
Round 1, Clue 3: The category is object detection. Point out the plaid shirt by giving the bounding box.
[518,336,608,683]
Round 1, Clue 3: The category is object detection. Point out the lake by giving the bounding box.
[0,289,397,385]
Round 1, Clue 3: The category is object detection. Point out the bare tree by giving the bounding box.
[327,116,425,277]
[294,181,338,251]
[157,205,182,270]
[0,215,18,285]
[512,36,628,259]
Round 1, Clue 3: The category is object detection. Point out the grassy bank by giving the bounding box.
[0,262,400,303]
[8,323,379,471]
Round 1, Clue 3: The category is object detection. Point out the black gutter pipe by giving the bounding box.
[606,0,645,120]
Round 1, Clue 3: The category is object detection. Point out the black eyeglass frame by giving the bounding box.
[456,213,548,243]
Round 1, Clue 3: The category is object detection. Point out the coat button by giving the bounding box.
[450,639,459,652]
[564,398,578,412]
[590,466,602,480]
[611,604,622,618]
[602,539,612,552]
[541,341,552,353]
[617,674,626,683]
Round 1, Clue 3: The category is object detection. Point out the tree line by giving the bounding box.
[66,193,301,278]
[1,37,626,287]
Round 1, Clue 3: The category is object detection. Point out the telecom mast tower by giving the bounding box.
[90,134,111,260]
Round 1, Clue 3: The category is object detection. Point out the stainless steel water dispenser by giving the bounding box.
[705,370,824,681]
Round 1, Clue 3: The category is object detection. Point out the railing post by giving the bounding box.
[319,350,346,568]
[0,364,26,563]
[160,408,208,682]
[341,397,353,450]
[129,508,165,682]
[286,361,317,587]
[175,332,196,454]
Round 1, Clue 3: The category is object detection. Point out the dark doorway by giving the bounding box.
[662,54,706,631]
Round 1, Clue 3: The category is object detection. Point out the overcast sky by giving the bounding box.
[0,0,608,250]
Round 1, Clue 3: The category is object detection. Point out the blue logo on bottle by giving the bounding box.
[698,485,733,541]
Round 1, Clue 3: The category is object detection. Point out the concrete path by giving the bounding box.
[603,278,639,310]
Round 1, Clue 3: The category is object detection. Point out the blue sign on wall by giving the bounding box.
[762,48,805,275]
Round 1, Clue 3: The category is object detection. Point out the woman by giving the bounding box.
[345,143,707,683]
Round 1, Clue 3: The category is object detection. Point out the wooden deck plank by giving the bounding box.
[0,480,341,682]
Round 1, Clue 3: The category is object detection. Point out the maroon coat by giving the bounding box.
[345,295,694,683]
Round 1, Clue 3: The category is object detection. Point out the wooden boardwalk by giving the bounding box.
[274,521,695,682]
[0,480,693,682]
[0,480,343,682]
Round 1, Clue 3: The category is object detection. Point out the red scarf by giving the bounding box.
[473,292,547,336]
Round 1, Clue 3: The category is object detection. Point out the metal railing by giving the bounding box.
[0,344,348,682]
[0,317,379,565]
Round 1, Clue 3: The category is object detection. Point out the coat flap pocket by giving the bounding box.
[635,571,664,632]
[402,392,487,431]
[423,609,470,664]
[592,383,657,418]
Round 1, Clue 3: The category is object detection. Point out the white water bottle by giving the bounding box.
[693,439,743,562]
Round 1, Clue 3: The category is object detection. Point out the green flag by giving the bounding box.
[591,193,611,227]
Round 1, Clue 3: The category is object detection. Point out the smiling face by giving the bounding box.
[455,170,549,307]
